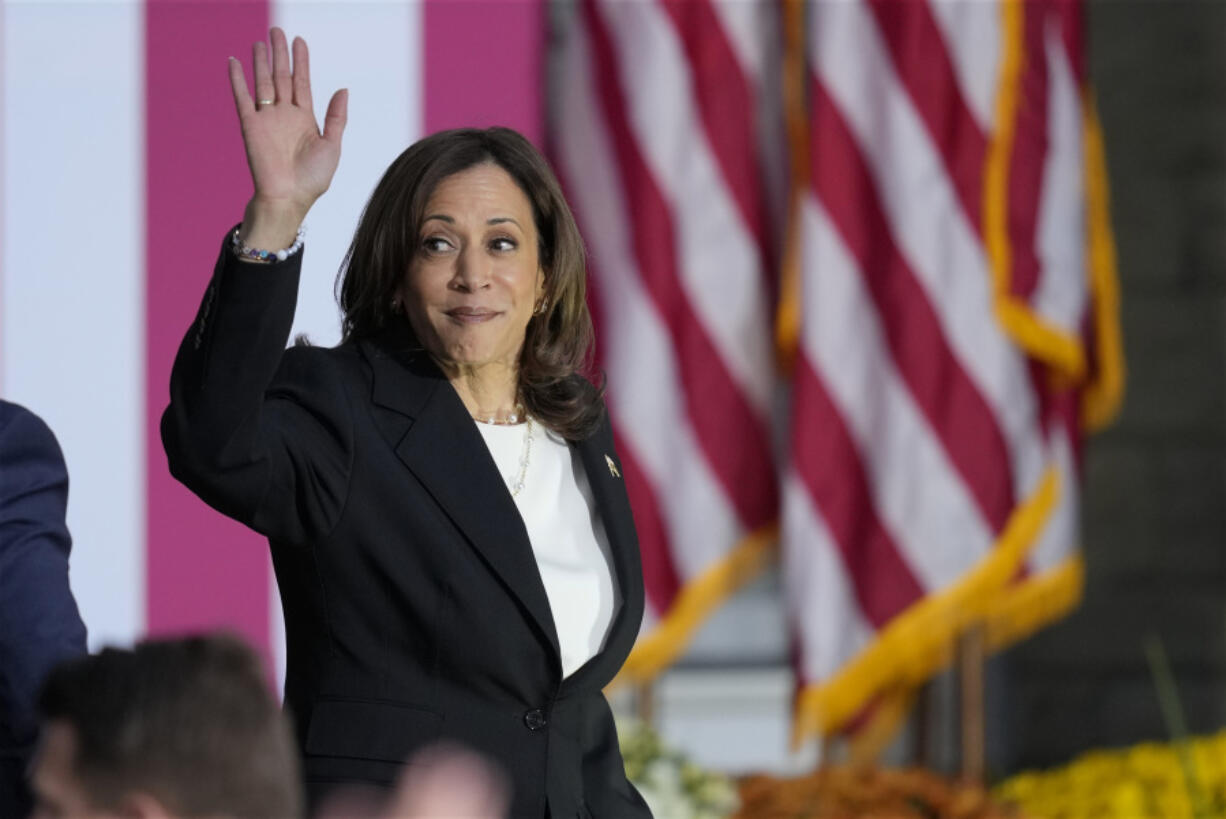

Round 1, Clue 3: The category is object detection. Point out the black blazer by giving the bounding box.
[162,234,651,819]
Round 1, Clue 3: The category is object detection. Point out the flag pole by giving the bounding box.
[634,680,655,727]
[912,680,932,769]
[775,0,809,374]
[958,623,987,783]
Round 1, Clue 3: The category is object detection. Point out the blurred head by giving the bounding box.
[31,633,301,819]
[338,127,603,439]
[315,745,509,819]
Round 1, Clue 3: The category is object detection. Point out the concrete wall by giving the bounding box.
[1005,0,1226,772]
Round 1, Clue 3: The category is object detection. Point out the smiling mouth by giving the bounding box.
[445,308,501,324]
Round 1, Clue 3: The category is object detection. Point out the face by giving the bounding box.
[399,163,545,374]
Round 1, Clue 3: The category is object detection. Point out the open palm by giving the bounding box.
[229,28,347,226]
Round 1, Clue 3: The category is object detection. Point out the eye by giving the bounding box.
[421,236,454,254]
[489,236,518,252]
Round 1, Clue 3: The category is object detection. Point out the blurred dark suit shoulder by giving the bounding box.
[0,400,88,818]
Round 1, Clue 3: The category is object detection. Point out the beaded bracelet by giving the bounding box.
[231,226,305,263]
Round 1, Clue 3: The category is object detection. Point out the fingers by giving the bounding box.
[270,27,293,104]
[227,57,255,118]
[291,36,312,111]
[322,88,348,145]
[250,29,328,119]
[252,40,274,107]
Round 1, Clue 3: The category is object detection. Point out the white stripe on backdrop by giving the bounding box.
[2,1,146,650]
[268,0,424,689]
[275,0,423,351]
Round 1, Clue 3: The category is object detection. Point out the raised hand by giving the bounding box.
[229,28,347,250]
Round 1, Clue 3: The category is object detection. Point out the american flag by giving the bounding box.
[785,0,1121,744]
[554,0,1122,745]
[553,0,787,680]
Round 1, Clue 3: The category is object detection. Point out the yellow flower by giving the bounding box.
[993,731,1226,819]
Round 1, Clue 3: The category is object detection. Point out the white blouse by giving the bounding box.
[475,419,621,678]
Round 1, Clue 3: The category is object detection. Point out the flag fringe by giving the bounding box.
[790,465,1060,748]
[1080,95,1125,431]
[984,0,1084,380]
[847,685,918,766]
[614,523,778,685]
[984,552,1085,652]
[838,556,1085,762]
[984,0,1124,427]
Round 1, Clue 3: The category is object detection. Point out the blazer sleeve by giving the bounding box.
[0,402,88,757]
[161,230,355,544]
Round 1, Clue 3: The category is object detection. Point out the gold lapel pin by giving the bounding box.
[605,454,621,478]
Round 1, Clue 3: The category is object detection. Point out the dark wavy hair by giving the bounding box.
[337,127,603,441]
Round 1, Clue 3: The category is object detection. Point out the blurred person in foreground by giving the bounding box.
[316,746,509,819]
[29,633,301,819]
[0,400,87,817]
[161,27,650,818]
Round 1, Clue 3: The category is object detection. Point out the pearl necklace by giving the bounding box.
[473,404,525,426]
[474,413,534,498]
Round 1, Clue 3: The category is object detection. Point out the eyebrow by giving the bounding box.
[423,214,523,229]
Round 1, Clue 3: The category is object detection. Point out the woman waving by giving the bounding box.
[162,27,651,819]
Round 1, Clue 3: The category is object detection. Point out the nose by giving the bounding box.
[452,245,491,291]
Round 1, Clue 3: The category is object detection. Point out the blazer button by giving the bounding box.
[523,708,547,731]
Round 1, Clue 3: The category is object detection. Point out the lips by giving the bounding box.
[444,307,501,323]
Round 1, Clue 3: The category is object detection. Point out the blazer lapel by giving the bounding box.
[359,339,562,663]
[562,422,645,692]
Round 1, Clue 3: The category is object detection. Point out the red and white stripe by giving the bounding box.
[0,1,543,685]
[785,0,1098,739]
[552,0,780,663]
